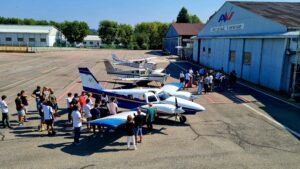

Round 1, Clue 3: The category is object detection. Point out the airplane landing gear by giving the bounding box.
[179,115,187,123]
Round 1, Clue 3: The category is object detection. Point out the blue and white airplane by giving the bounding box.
[78,67,205,127]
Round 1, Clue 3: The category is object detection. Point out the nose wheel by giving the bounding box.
[175,114,187,123]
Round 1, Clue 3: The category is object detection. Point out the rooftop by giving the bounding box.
[172,23,204,36]
[84,35,101,41]
[0,25,57,34]
[230,1,300,28]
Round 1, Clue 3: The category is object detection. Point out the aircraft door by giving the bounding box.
[144,92,159,104]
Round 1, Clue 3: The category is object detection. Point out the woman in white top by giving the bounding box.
[42,101,56,136]
[83,99,92,131]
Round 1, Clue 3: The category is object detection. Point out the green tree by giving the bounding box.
[189,15,201,24]
[98,20,118,44]
[61,21,89,44]
[117,24,133,47]
[176,7,190,23]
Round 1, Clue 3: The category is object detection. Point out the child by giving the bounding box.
[125,115,136,150]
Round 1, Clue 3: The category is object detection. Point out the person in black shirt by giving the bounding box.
[20,90,29,122]
[134,108,144,143]
[90,103,100,135]
[15,93,25,126]
[125,115,136,150]
[99,100,109,118]
[32,86,41,112]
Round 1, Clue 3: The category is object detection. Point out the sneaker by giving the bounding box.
[133,146,137,150]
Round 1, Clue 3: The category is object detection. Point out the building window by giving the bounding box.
[202,47,206,55]
[243,52,252,65]
[40,38,46,42]
[29,38,35,42]
[208,48,211,56]
[17,38,24,42]
[229,50,236,62]
[6,37,12,42]
[83,42,87,44]
[89,41,93,45]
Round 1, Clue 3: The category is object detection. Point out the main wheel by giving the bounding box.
[179,115,187,123]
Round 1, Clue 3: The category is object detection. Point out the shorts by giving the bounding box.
[134,127,143,136]
[185,79,190,84]
[45,119,53,125]
[18,110,25,116]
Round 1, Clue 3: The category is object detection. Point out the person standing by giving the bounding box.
[90,103,100,135]
[82,99,92,131]
[197,77,203,95]
[209,73,214,92]
[229,70,237,90]
[31,86,41,112]
[108,97,118,115]
[125,115,136,150]
[204,74,210,94]
[66,93,73,123]
[86,93,94,107]
[184,71,190,89]
[146,103,156,133]
[134,108,144,143]
[99,99,109,118]
[72,105,85,145]
[42,100,56,136]
[194,71,200,86]
[101,93,109,103]
[188,68,194,88]
[49,88,59,119]
[0,95,11,128]
[15,93,25,126]
[179,71,185,86]
[79,91,86,109]
[20,90,29,122]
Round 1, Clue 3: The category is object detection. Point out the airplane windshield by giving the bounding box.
[157,91,170,101]
[148,95,158,102]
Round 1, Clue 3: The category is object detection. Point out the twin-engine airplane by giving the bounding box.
[104,59,169,86]
[112,54,157,70]
[78,67,205,127]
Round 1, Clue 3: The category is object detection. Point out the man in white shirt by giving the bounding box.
[66,93,73,123]
[82,99,92,131]
[0,95,11,129]
[209,74,214,92]
[185,71,191,88]
[72,105,85,145]
[108,97,118,115]
[42,101,55,136]
[179,71,185,86]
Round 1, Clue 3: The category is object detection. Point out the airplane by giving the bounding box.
[112,54,157,70]
[78,67,205,126]
[104,59,169,86]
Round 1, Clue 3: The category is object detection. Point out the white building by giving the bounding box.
[83,35,101,48]
[193,1,300,95]
[0,25,64,47]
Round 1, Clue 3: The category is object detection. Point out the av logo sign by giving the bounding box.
[218,11,234,22]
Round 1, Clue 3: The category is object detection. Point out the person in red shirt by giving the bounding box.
[79,91,86,109]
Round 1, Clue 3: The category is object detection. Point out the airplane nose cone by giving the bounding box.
[188,102,206,111]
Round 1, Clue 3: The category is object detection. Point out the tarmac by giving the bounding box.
[0,49,299,169]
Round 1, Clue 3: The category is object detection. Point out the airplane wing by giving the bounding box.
[161,82,183,93]
[145,57,157,61]
[119,77,148,81]
[89,111,145,128]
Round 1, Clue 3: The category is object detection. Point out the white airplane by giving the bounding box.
[78,67,205,127]
[112,54,157,70]
[104,60,169,86]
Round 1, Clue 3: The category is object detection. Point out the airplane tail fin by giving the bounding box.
[104,60,116,74]
[78,67,103,91]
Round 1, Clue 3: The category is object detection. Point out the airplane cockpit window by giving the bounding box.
[148,95,157,102]
[140,71,145,75]
[157,91,170,101]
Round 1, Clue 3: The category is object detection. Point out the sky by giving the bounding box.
[0,0,299,29]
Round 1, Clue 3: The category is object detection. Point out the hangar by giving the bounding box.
[163,23,203,56]
[83,35,101,48]
[193,1,300,96]
[0,25,64,47]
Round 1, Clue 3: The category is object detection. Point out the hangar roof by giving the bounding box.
[172,23,204,36]
[0,25,57,34]
[230,1,300,28]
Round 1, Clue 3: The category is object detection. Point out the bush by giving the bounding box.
[141,43,149,50]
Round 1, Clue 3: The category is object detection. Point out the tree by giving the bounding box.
[117,24,133,47]
[61,21,89,44]
[190,15,201,24]
[98,20,118,44]
[176,7,190,23]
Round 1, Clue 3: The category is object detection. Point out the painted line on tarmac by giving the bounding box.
[57,79,80,102]
[242,103,300,138]
[238,82,300,110]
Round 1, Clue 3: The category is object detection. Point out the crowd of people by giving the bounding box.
[179,67,237,94]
